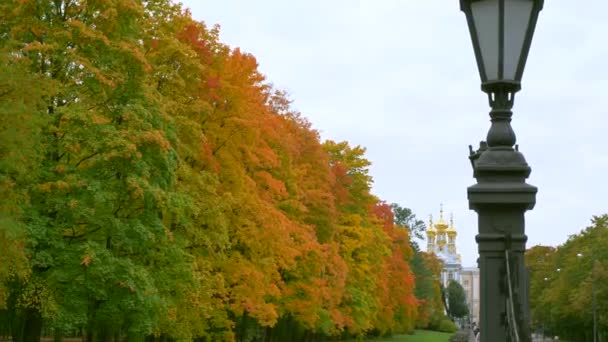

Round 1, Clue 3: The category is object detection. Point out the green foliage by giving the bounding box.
[437,319,457,333]
[527,215,608,341]
[446,280,468,319]
[411,252,445,330]
[391,203,426,241]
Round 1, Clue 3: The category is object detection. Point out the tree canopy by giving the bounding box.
[0,1,450,341]
[446,280,468,320]
[526,215,608,341]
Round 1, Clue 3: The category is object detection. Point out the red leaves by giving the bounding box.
[178,23,212,61]
[207,75,221,89]
[254,171,287,199]
[179,24,206,47]
[331,162,352,204]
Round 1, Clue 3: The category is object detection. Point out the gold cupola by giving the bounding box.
[426,215,436,252]
[435,205,449,232]
[447,213,457,237]
[447,213,457,254]
[426,215,436,237]
[435,205,447,250]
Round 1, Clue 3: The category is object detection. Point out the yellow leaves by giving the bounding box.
[80,254,92,267]
[123,143,138,159]
[117,41,152,72]
[72,57,116,87]
[29,25,44,38]
[117,280,136,293]
[0,179,16,190]
[37,181,70,193]
[54,164,66,174]
[139,130,171,151]
[126,177,145,199]
[67,19,111,46]
[91,114,111,125]
[164,229,174,242]
[167,307,177,321]
[17,279,58,319]
[22,41,57,53]
[340,214,362,227]
[100,8,119,21]
[57,180,69,191]
[223,254,281,326]
[0,219,30,308]
[62,228,75,237]
[67,199,79,209]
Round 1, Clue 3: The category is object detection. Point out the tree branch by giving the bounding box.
[74,151,100,167]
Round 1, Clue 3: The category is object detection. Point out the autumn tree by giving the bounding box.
[1,0,192,340]
[0,1,425,341]
[370,203,417,336]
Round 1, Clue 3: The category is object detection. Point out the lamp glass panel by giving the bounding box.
[503,0,533,80]
[471,0,500,81]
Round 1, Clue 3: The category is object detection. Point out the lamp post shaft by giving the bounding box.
[469,93,536,342]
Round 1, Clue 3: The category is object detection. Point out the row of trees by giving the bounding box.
[527,215,608,341]
[0,0,451,341]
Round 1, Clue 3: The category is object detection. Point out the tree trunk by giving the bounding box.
[86,329,94,342]
[22,308,43,342]
[97,327,112,342]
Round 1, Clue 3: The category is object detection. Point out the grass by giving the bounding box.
[346,330,454,342]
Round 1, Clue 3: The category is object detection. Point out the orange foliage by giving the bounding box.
[372,203,418,334]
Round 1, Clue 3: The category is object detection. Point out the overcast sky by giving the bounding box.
[180,0,608,267]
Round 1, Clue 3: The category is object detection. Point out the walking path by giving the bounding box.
[469,329,476,342]
[468,332,558,341]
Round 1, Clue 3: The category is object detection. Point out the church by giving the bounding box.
[426,206,480,324]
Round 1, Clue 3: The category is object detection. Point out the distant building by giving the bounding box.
[460,267,480,324]
[426,205,462,288]
[426,205,479,323]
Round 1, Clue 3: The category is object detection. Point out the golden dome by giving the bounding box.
[435,205,448,231]
[447,213,457,235]
[427,215,436,233]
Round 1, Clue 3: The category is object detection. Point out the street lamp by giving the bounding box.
[577,253,597,342]
[460,1,544,341]
[541,277,552,342]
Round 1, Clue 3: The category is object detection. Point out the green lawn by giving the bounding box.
[359,330,454,342]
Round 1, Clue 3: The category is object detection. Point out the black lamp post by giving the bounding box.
[460,0,544,341]
[577,253,597,342]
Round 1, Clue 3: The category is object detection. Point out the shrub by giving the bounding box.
[438,319,458,333]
